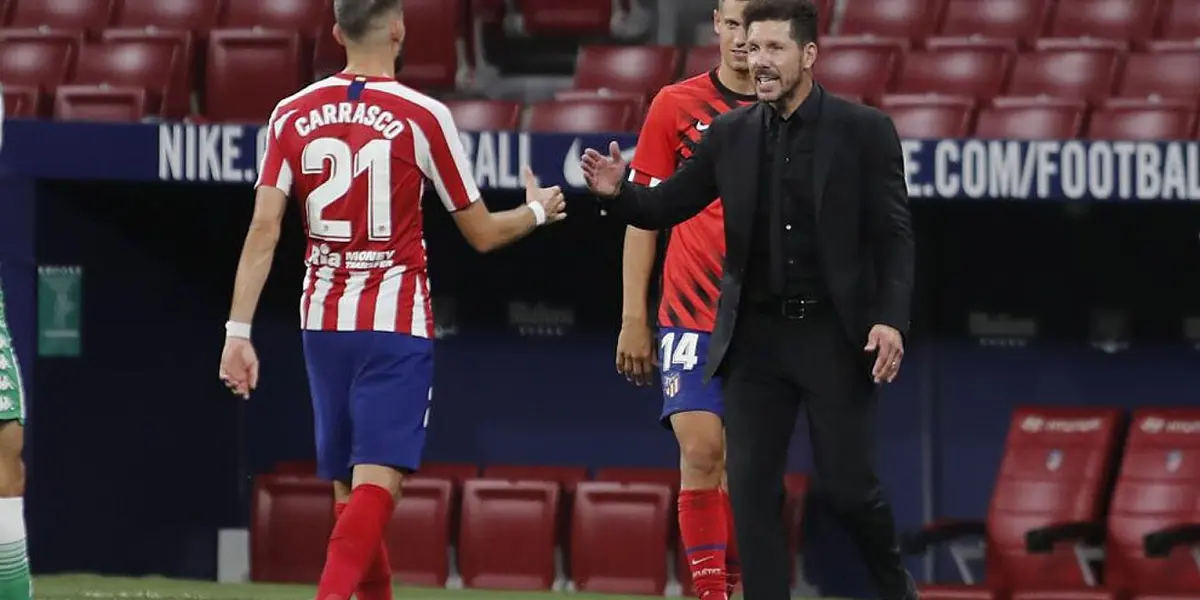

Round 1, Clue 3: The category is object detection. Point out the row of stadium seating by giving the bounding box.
[252,463,810,595]
[3,29,1198,129]
[4,0,1198,44]
[252,407,1200,598]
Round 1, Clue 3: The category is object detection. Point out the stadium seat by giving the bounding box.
[1045,0,1159,46]
[444,99,522,131]
[526,99,639,133]
[1157,0,1200,40]
[221,0,327,34]
[879,95,976,138]
[1006,39,1123,103]
[682,45,719,81]
[8,0,114,30]
[482,465,589,491]
[97,29,193,119]
[838,0,943,41]
[553,89,647,122]
[396,0,465,91]
[312,6,340,79]
[458,479,560,590]
[415,462,481,484]
[388,477,454,587]
[896,38,1016,100]
[1012,409,1200,600]
[572,45,681,100]
[1087,99,1197,141]
[53,84,147,121]
[72,38,187,118]
[593,467,681,490]
[516,0,612,35]
[902,407,1124,599]
[1,84,39,117]
[1117,44,1200,103]
[205,29,302,123]
[250,474,335,584]
[813,36,904,102]
[938,0,1052,45]
[0,29,80,115]
[975,97,1086,139]
[112,0,221,31]
[570,481,673,595]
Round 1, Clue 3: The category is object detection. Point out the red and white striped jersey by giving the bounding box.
[256,73,480,337]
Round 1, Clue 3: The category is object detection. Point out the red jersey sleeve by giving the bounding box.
[628,88,679,187]
[413,100,481,212]
[255,103,295,195]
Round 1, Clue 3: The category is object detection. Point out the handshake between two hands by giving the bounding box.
[523,141,630,220]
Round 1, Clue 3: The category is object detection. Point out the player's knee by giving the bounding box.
[0,424,23,497]
[352,463,405,498]
[678,436,724,485]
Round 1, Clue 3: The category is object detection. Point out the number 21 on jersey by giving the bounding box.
[302,137,393,241]
[660,331,700,371]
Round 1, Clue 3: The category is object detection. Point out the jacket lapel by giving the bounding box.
[728,105,763,242]
[812,92,837,219]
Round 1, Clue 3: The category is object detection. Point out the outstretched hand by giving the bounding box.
[580,141,628,198]
[522,166,567,224]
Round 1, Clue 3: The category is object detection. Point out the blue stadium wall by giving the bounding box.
[2,172,1199,588]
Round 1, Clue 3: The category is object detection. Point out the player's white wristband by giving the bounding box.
[527,202,547,226]
[225,321,252,339]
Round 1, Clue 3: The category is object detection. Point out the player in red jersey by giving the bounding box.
[217,2,564,599]
[615,1,756,598]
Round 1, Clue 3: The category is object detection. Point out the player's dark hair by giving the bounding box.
[743,0,820,45]
[334,0,402,42]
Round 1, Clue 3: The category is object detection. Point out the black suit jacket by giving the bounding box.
[601,89,915,381]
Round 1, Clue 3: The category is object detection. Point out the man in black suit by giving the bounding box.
[579,1,917,598]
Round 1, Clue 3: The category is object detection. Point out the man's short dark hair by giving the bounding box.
[334,0,402,42]
[743,0,820,45]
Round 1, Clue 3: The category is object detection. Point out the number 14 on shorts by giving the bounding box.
[660,331,700,371]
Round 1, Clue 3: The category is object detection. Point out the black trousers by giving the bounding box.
[722,304,915,600]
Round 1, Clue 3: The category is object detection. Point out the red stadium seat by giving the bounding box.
[250,474,335,584]
[1006,39,1123,103]
[879,95,976,138]
[682,45,720,81]
[571,481,673,595]
[1117,45,1200,103]
[814,36,904,101]
[8,0,114,30]
[0,29,80,89]
[975,97,1086,139]
[1,84,39,117]
[553,89,646,122]
[1045,0,1159,45]
[388,477,454,587]
[1158,0,1200,40]
[896,38,1015,100]
[526,99,639,133]
[572,45,681,99]
[113,0,220,31]
[222,0,326,35]
[53,83,147,121]
[838,0,943,41]
[312,6,340,79]
[458,479,560,590]
[415,462,480,484]
[97,29,193,119]
[939,0,1051,45]
[593,467,681,490]
[516,0,612,35]
[483,465,589,491]
[1012,409,1200,600]
[444,99,522,131]
[397,0,465,91]
[205,29,302,123]
[903,407,1123,600]
[72,38,187,118]
[1087,99,1196,141]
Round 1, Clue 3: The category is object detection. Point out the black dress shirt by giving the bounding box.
[745,84,827,303]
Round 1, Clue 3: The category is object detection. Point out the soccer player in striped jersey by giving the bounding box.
[0,92,34,600]
[615,1,756,598]
[217,2,564,599]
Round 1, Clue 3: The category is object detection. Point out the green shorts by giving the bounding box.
[0,289,25,425]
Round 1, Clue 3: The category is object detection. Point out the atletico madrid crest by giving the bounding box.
[663,373,681,398]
